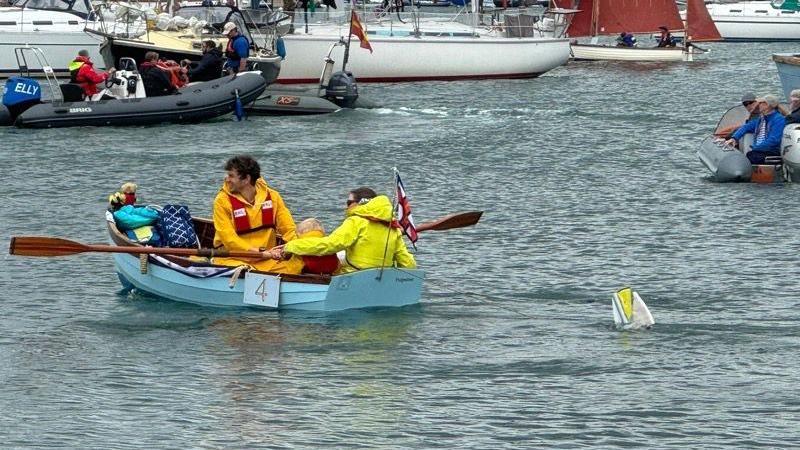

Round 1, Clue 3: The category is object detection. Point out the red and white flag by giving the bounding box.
[395,171,418,246]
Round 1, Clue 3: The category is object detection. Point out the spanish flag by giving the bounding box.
[349,10,373,53]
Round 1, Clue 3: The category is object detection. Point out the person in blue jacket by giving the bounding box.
[616,32,636,47]
[222,21,250,74]
[726,94,786,164]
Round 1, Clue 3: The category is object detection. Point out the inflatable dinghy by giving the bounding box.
[698,105,800,183]
[1,48,266,128]
[611,287,654,330]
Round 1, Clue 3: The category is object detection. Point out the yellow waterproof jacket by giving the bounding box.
[284,195,416,274]
[212,177,302,274]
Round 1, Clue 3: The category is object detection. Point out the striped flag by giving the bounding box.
[349,10,373,53]
[395,171,418,246]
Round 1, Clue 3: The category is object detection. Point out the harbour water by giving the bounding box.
[2,42,800,448]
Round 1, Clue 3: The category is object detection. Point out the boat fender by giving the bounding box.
[2,76,42,122]
[276,37,287,60]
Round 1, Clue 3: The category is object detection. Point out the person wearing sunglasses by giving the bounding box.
[715,93,761,139]
[269,187,416,274]
[726,94,786,164]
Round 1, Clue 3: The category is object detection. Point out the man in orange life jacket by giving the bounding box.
[211,155,303,274]
[69,49,116,99]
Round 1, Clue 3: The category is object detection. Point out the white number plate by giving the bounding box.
[243,273,281,308]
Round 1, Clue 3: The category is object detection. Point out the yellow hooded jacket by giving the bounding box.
[211,177,302,274]
[283,195,416,274]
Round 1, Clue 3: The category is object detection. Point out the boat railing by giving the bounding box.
[289,6,552,38]
[13,46,63,103]
[85,2,150,40]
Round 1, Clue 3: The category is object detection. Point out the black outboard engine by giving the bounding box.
[324,71,359,109]
[1,76,42,126]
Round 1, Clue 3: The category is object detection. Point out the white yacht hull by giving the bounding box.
[278,34,570,83]
[570,43,689,62]
[0,5,104,76]
[687,2,800,42]
[0,31,105,76]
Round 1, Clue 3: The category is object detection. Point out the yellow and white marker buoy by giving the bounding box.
[611,287,655,330]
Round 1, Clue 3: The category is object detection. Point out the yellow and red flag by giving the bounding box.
[349,10,373,53]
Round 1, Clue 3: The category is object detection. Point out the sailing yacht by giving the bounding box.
[563,0,721,62]
[696,0,800,42]
[276,5,570,83]
[0,0,105,76]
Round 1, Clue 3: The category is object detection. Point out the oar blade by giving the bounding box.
[417,211,483,232]
[9,236,90,257]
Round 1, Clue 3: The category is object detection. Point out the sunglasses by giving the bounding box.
[742,101,755,107]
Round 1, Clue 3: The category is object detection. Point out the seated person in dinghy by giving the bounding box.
[269,187,416,274]
[290,218,340,275]
[211,155,304,274]
[68,49,116,100]
[725,95,786,164]
[139,51,185,97]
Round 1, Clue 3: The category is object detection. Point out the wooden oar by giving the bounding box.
[9,236,265,259]
[9,212,483,258]
[415,211,483,232]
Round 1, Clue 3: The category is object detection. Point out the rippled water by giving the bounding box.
[2,42,800,449]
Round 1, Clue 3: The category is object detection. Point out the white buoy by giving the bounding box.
[611,287,655,330]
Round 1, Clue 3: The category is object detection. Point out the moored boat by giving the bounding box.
[105,214,425,311]
[0,0,105,77]
[773,53,800,100]
[276,7,570,83]
[85,3,282,85]
[694,0,800,42]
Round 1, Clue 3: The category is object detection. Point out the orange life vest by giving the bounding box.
[228,192,274,234]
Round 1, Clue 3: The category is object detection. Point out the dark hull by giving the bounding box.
[14,72,266,128]
[98,35,281,86]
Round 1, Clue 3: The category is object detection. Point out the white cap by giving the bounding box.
[222,22,237,34]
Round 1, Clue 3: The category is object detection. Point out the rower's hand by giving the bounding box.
[263,245,284,260]
[723,138,736,148]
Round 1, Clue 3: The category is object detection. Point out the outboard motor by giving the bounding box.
[324,71,359,109]
[2,77,42,125]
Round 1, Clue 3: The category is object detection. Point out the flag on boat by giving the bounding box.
[349,10,373,53]
[395,170,418,246]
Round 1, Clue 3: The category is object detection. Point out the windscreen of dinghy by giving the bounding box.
[714,105,749,135]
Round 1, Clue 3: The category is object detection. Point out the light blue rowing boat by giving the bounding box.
[108,217,424,311]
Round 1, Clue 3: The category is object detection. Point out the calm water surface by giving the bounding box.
[2,42,800,449]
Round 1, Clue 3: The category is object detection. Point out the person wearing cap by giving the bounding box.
[656,26,676,48]
[68,49,116,99]
[222,21,250,74]
[784,89,800,125]
[726,94,786,164]
[715,93,761,138]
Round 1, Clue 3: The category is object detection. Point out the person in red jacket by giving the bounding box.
[68,50,116,99]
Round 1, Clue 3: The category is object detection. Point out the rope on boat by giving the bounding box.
[229,265,251,288]
[140,254,148,274]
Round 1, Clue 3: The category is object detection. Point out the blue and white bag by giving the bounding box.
[157,204,199,248]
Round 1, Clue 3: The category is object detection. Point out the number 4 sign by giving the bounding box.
[243,273,281,308]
